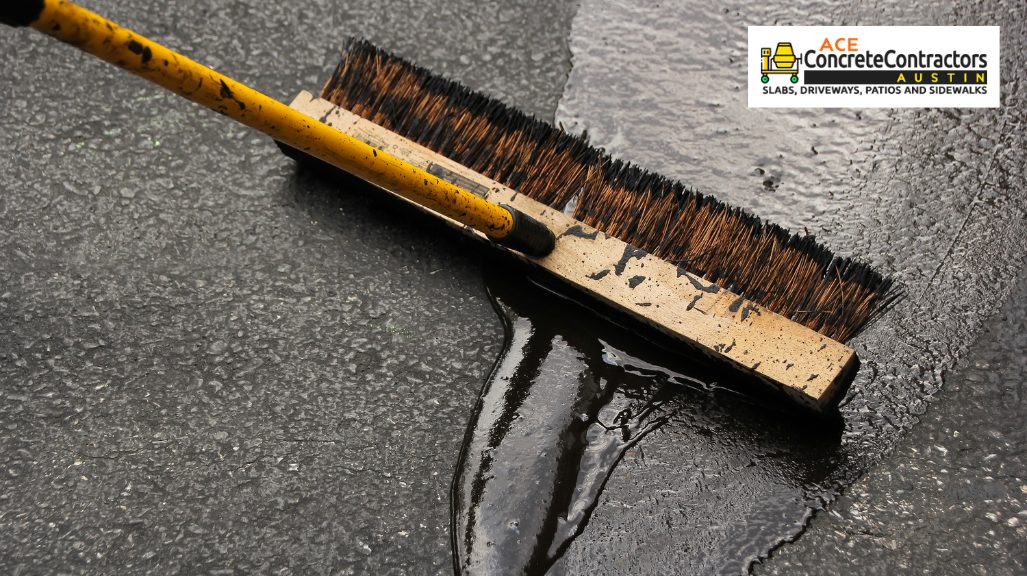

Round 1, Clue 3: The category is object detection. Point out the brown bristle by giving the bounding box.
[320,39,898,342]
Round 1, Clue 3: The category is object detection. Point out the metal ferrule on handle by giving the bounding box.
[1,0,556,257]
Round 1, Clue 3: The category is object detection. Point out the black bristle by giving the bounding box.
[320,39,898,342]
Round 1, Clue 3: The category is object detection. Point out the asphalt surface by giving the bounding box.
[555,0,1025,573]
[0,1,575,574]
[760,266,1027,575]
[1,0,1025,575]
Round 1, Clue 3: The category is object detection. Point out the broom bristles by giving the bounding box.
[321,39,898,342]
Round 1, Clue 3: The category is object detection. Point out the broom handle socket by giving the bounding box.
[497,206,556,256]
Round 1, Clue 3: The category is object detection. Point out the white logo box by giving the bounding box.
[748,26,1000,108]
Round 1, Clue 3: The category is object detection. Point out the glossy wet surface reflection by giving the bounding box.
[454,265,845,575]
[552,0,1025,573]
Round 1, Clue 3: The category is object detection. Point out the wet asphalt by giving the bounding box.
[555,1,1025,574]
[0,0,1024,575]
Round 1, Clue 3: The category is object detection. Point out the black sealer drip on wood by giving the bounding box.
[614,245,648,276]
[679,267,721,293]
[559,224,601,241]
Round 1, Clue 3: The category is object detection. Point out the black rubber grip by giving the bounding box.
[0,0,45,27]
[496,205,556,257]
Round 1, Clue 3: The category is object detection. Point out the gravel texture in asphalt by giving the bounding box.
[554,0,1024,573]
[759,265,1027,575]
[0,1,575,573]
[1,0,1025,574]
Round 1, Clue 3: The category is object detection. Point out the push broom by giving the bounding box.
[1,0,895,411]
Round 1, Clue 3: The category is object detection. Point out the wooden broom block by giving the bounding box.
[287,90,857,412]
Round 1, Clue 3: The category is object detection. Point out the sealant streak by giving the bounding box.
[451,268,681,575]
[558,224,601,241]
[614,245,648,276]
[452,267,846,576]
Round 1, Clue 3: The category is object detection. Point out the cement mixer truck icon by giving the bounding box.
[760,42,799,83]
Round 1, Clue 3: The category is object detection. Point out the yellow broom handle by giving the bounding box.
[2,0,555,256]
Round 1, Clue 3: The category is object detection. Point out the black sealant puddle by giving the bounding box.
[452,263,844,575]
